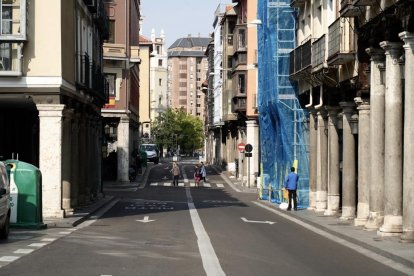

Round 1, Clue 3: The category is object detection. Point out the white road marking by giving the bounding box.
[190,183,195,187]
[58,231,71,235]
[184,179,189,183]
[28,243,47,247]
[203,183,211,188]
[0,256,20,262]
[136,216,155,223]
[164,183,171,186]
[8,235,34,240]
[253,201,414,276]
[241,217,276,225]
[14,249,34,254]
[216,184,224,188]
[185,188,225,276]
[41,238,56,242]
[178,183,185,187]
[150,183,158,186]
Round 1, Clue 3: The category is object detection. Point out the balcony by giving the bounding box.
[289,39,311,78]
[103,43,127,60]
[231,96,247,113]
[130,45,140,63]
[290,0,306,8]
[232,52,247,70]
[0,0,27,41]
[76,53,91,88]
[311,35,326,71]
[340,0,360,17]
[327,18,355,66]
[94,0,109,40]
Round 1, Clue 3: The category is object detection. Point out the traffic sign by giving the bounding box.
[238,143,246,152]
[245,144,253,153]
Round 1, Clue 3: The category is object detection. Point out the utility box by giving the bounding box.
[4,160,46,229]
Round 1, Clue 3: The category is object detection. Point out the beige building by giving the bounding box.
[167,36,210,120]
[0,0,109,218]
[149,29,168,138]
[138,35,152,140]
[101,0,141,183]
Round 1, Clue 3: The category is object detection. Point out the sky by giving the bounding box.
[141,0,232,48]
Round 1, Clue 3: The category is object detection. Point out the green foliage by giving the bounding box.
[152,108,204,153]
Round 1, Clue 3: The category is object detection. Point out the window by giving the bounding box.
[158,78,162,86]
[158,59,163,66]
[0,42,22,75]
[238,29,246,49]
[156,45,160,54]
[107,20,115,43]
[105,73,116,97]
[238,74,246,94]
[0,0,26,40]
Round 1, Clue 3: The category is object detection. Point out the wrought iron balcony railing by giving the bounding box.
[289,39,311,76]
[311,35,326,70]
[327,18,355,65]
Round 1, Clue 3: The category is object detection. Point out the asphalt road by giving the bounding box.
[0,160,407,275]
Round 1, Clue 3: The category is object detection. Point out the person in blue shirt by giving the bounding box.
[284,167,299,211]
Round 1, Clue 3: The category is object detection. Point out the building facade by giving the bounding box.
[290,0,414,241]
[0,0,109,218]
[138,35,152,142]
[167,36,210,120]
[101,0,141,183]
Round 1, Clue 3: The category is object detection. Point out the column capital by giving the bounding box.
[36,104,65,117]
[354,97,370,111]
[63,108,74,119]
[365,47,385,61]
[399,31,414,45]
[325,106,341,116]
[380,41,403,56]
[339,102,355,113]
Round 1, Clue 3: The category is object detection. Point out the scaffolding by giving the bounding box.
[257,0,309,208]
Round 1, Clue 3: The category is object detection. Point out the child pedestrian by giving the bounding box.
[194,164,201,187]
[170,162,180,187]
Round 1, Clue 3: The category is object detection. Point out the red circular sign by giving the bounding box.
[238,143,246,151]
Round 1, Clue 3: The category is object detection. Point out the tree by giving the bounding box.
[152,108,204,154]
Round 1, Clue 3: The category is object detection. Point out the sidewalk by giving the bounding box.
[216,166,414,274]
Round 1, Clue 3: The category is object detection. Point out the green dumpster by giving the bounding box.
[4,160,46,229]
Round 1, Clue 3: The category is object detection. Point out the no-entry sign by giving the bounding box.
[238,143,246,152]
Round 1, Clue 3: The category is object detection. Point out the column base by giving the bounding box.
[364,211,384,230]
[378,215,403,236]
[43,209,65,219]
[354,218,368,226]
[340,206,356,220]
[64,208,74,216]
[401,229,414,243]
[308,191,317,210]
[316,191,327,212]
[324,209,338,216]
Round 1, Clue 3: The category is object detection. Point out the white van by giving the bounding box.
[0,161,10,239]
[140,144,159,164]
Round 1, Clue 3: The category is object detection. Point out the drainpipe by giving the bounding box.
[305,87,313,108]
[314,86,323,109]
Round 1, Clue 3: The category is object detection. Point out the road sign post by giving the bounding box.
[244,144,253,188]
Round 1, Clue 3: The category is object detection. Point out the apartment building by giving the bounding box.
[291,0,414,241]
[0,0,109,218]
[138,35,152,141]
[101,0,141,183]
[167,36,210,120]
[149,29,168,139]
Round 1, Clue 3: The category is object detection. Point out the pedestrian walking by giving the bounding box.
[200,162,207,183]
[170,162,180,187]
[283,167,299,210]
[194,164,201,187]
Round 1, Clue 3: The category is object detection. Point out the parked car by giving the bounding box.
[0,161,10,239]
[140,144,159,164]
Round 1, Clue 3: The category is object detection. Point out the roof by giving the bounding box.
[168,36,211,49]
[168,50,207,58]
[139,35,152,44]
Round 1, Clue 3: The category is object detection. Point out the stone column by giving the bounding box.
[308,110,317,210]
[315,109,328,212]
[246,120,259,188]
[62,108,74,215]
[339,102,356,220]
[37,104,65,219]
[379,41,403,236]
[354,98,371,226]
[117,116,130,182]
[324,107,340,216]
[365,48,386,230]
[400,32,414,242]
[78,114,87,205]
[70,113,80,208]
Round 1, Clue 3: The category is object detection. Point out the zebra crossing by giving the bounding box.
[149,182,225,188]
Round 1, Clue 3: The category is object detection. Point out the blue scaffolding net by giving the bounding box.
[257,0,309,208]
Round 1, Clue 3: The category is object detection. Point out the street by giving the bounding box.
[0,159,408,276]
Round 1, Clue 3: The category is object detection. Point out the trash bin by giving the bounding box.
[4,160,46,229]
